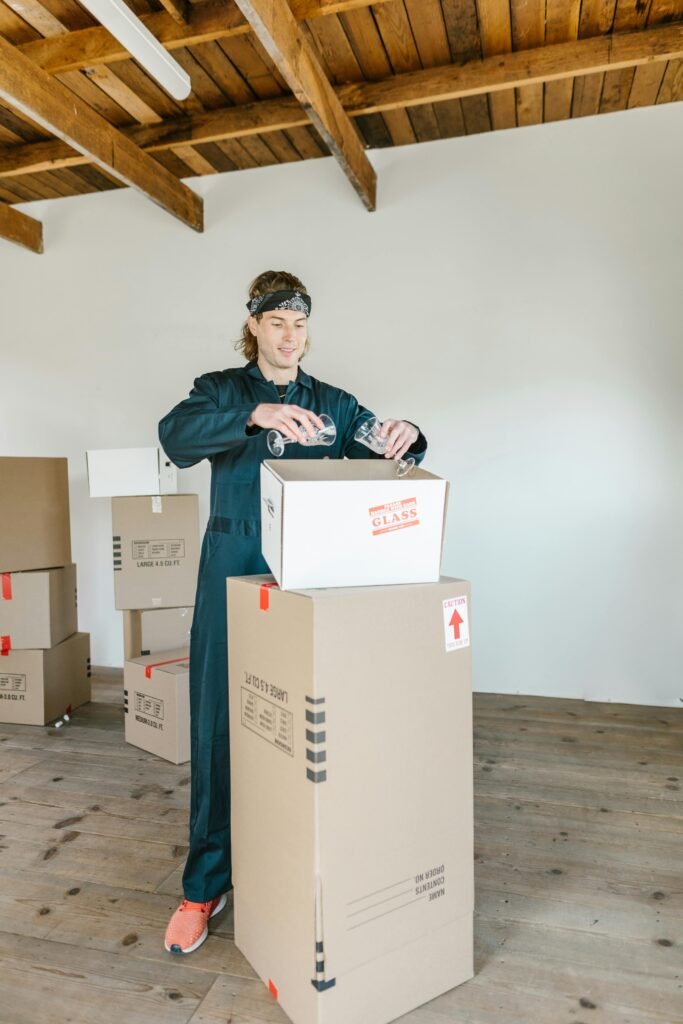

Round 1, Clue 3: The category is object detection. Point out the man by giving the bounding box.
[159,270,427,954]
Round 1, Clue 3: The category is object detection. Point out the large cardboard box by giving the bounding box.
[0,457,72,573]
[260,460,448,590]
[0,564,77,650]
[86,447,178,498]
[0,631,90,725]
[122,606,193,660]
[227,575,473,1024]
[112,495,200,610]
[123,648,190,764]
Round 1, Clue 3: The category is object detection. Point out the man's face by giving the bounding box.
[248,309,308,375]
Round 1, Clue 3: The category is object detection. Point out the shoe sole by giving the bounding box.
[164,892,228,954]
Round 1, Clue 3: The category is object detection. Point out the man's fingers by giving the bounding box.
[384,425,404,458]
[278,408,323,440]
[287,406,325,436]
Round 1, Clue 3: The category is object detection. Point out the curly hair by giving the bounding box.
[236,269,311,362]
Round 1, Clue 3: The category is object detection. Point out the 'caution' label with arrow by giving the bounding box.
[442,596,469,653]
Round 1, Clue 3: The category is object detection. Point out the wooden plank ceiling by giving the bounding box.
[0,0,681,220]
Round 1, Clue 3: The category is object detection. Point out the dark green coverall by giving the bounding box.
[159,359,427,902]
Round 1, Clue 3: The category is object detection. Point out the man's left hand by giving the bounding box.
[379,420,419,460]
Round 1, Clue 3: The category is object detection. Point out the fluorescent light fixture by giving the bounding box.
[78,0,191,100]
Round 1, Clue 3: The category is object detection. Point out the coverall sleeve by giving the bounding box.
[159,373,257,468]
[342,395,428,465]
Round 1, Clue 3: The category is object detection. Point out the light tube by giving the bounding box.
[78,0,191,100]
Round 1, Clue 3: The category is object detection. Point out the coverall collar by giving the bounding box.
[244,359,313,390]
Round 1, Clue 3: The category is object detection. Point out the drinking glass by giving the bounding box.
[267,413,336,457]
[354,416,416,477]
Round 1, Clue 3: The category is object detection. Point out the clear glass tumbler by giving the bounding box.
[267,413,337,458]
[354,416,416,477]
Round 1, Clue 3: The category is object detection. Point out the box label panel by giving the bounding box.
[0,673,26,693]
[346,862,447,931]
[443,596,470,652]
[241,687,293,756]
[134,690,165,725]
[131,539,185,565]
[368,497,420,537]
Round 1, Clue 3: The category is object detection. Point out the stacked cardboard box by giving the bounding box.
[226,460,473,1024]
[0,457,91,725]
[87,449,199,763]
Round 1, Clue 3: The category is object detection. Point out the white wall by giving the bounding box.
[1,102,681,704]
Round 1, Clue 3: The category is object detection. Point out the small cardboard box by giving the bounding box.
[122,607,193,660]
[86,447,178,498]
[227,575,473,1024]
[123,648,190,764]
[0,564,77,650]
[112,495,200,611]
[0,457,72,573]
[0,631,90,725]
[260,460,448,590]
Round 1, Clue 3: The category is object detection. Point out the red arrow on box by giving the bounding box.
[449,609,464,640]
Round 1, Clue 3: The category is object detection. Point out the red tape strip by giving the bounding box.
[1,574,12,601]
[144,657,187,679]
[1,635,11,656]
[259,583,276,611]
[268,979,278,1000]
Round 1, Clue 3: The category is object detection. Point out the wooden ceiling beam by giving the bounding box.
[0,36,203,230]
[158,0,191,26]
[0,97,309,176]
[0,201,43,253]
[2,22,681,181]
[17,0,394,75]
[336,22,683,115]
[232,0,376,209]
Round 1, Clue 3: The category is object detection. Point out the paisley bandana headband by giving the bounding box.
[247,290,312,317]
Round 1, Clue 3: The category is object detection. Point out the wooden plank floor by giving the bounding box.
[0,677,681,1024]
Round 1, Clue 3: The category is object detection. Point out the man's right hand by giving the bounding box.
[247,404,326,443]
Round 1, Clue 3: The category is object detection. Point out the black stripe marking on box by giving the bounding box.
[305,700,328,782]
[311,938,336,991]
[306,729,326,744]
[311,978,336,991]
[306,749,327,764]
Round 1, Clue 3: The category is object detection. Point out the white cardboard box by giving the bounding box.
[260,460,448,590]
[227,574,473,1024]
[86,447,177,498]
[123,647,190,764]
[122,607,193,660]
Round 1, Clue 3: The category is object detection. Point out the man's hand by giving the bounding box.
[248,404,326,443]
[379,420,419,460]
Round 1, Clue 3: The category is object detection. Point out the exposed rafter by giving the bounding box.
[233,0,376,209]
[1,24,680,182]
[158,0,191,26]
[0,201,43,253]
[17,0,394,75]
[0,35,203,231]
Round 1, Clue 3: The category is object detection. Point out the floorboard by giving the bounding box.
[0,676,680,1023]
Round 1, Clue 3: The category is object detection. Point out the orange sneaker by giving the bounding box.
[164,893,228,954]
